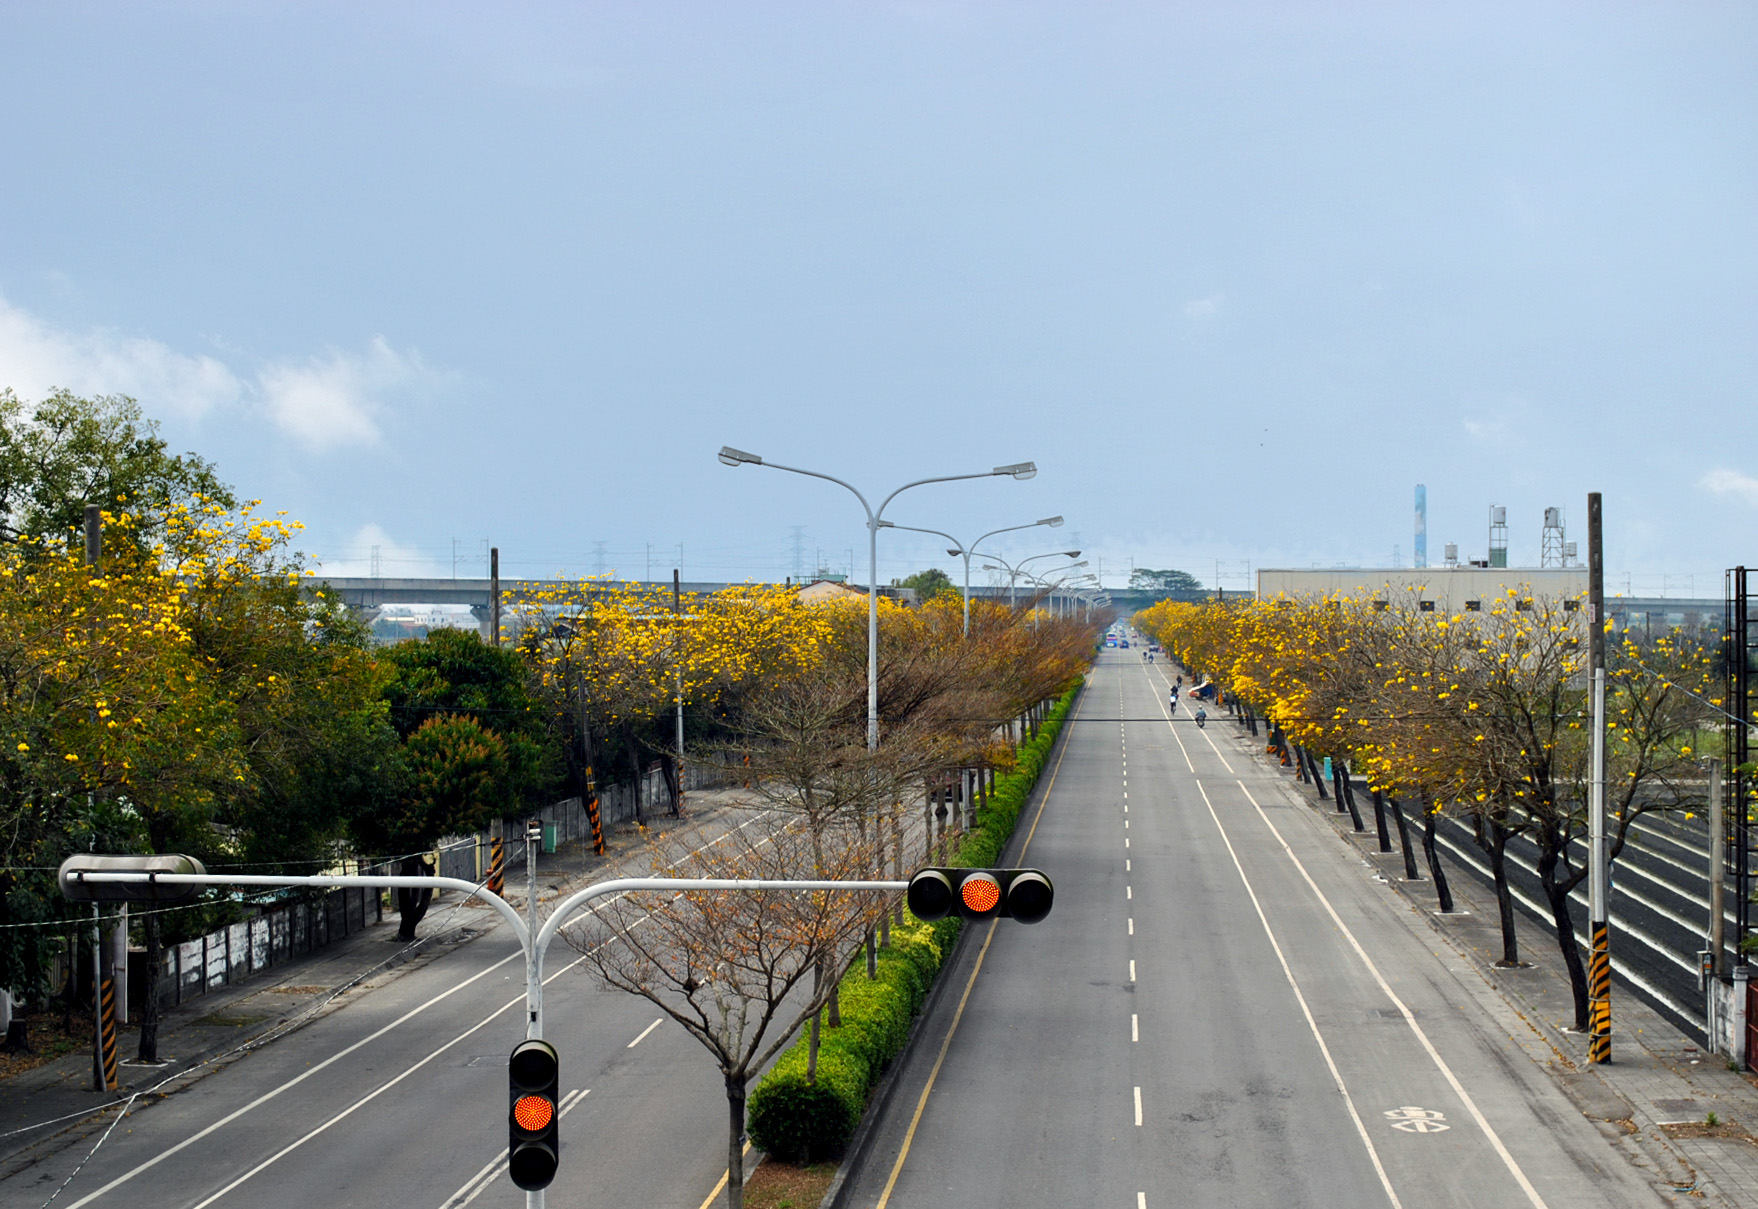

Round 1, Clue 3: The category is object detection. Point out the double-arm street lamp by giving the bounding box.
[875,516,1064,636]
[981,550,1085,610]
[718,447,1036,749]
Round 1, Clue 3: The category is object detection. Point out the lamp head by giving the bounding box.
[718,446,762,467]
[1065,550,1082,558]
[947,548,963,558]
[1041,516,1064,528]
[993,461,1037,480]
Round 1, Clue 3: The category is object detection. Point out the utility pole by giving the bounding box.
[1587,491,1610,1064]
[673,569,685,814]
[85,505,115,1092]
[1710,759,1726,980]
[491,547,501,646]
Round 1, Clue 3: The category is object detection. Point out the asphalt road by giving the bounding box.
[843,648,1666,1209]
[1,810,829,1209]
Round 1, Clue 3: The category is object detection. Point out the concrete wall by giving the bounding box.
[1256,567,1589,614]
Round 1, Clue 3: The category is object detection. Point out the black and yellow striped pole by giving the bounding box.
[585,764,605,856]
[98,972,120,1091]
[488,833,506,898]
[1587,492,1611,1064]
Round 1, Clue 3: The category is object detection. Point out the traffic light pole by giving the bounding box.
[60,860,909,1200]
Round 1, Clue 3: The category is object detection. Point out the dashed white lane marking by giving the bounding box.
[1124,820,1129,829]
[1131,1014,1139,1043]
[1125,838,1130,848]
[1126,859,1131,872]
[1129,960,1137,982]
[626,1017,664,1048]
[1134,1086,1143,1127]
[1128,918,1134,935]
[1138,1194,1147,1209]
[1126,886,1132,899]
[1192,779,1402,1209]
[1235,781,1549,1209]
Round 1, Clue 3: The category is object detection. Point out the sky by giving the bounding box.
[0,2,1752,597]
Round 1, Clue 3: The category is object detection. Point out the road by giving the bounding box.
[1,811,816,1209]
[844,647,1665,1208]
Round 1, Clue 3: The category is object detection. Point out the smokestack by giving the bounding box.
[1414,485,1427,569]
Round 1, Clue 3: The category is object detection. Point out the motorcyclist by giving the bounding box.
[1195,705,1207,728]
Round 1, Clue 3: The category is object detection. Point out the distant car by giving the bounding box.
[1105,638,1117,647]
[1118,640,1129,649]
[1149,644,1161,653]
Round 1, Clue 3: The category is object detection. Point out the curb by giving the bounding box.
[817,679,1084,1209]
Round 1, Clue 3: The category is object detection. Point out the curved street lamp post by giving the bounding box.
[875,516,1064,636]
[718,447,1036,749]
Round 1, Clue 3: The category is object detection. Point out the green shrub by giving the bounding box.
[744,684,1079,1160]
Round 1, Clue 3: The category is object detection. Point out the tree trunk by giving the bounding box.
[138,910,162,1062]
[806,1008,820,1084]
[660,752,682,817]
[724,1072,748,1209]
[1386,795,1421,879]
[1308,750,1328,799]
[1421,809,1453,912]
[1336,766,1362,830]
[1479,819,1520,965]
[395,854,434,941]
[1537,845,1592,1030]
[621,725,646,824]
[1370,787,1391,852]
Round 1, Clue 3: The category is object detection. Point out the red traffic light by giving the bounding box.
[907,868,1054,924]
[509,1039,560,1190]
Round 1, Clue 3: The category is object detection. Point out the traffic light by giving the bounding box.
[508,1039,559,1190]
[906,868,1054,924]
[58,854,207,903]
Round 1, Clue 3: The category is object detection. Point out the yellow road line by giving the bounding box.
[873,681,1085,1207]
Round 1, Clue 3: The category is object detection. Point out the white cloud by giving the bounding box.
[0,294,442,453]
[0,294,242,417]
[1702,468,1758,506]
[310,523,445,578]
[257,337,435,451]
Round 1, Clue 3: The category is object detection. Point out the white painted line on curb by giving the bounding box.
[626,1017,664,1048]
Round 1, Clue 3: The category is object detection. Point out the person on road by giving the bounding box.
[1169,687,1179,710]
[1195,705,1207,728]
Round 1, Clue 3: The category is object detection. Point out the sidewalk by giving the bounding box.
[1235,717,1758,1206]
[0,787,763,1180]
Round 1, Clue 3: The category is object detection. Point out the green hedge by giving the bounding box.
[746,683,1080,1161]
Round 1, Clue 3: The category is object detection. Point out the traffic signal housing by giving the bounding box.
[508,1039,560,1190]
[907,868,1054,924]
[58,854,207,903]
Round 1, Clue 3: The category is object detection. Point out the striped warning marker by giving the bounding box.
[1588,922,1611,1064]
[99,976,119,1090]
[488,836,506,897]
[586,765,605,856]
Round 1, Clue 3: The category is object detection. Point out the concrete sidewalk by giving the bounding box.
[1236,718,1758,1206]
[0,788,763,1180]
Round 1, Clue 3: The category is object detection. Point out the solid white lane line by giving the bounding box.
[187,953,592,1209]
[1145,662,1233,771]
[1129,960,1137,982]
[1133,1086,1143,1126]
[62,948,524,1209]
[1193,780,1401,1209]
[1147,672,1195,772]
[1128,919,1134,935]
[1235,781,1550,1209]
[443,1090,590,1209]
[626,1017,664,1048]
[1131,1014,1138,1042]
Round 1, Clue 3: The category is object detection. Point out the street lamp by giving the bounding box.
[875,516,1064,636]
[1001,564,1090,627]
[718,446,1036,749]
[981,551,1084,610]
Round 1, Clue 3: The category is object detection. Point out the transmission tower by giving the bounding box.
[790,527,807,580]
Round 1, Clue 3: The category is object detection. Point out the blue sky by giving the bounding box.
[0,2,1751,595]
